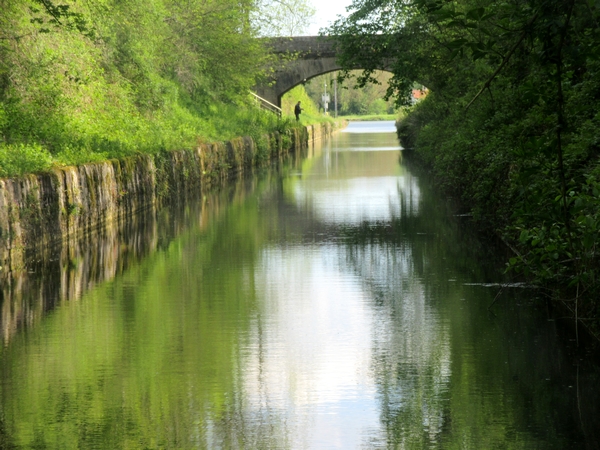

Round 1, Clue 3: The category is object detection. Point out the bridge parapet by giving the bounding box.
[264,36,337,59]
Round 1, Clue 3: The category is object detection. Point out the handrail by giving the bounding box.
[250,92,282,117]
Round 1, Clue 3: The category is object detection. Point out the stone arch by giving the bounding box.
[256,60,342,107]
[254,36,425,109]
[255,36,341,108]
[275,60,341,100]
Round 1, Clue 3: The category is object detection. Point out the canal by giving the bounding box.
[0,121,599,448]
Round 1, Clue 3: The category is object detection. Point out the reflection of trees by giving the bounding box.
[340,231,453,447]
[0,153,307,345]
[269,146,597,447]
[0,169,295,448]
[0,206,158,345]
[1,139,599,448]
[335,178,595,447]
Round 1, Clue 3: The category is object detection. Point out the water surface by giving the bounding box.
[0,121,599,449]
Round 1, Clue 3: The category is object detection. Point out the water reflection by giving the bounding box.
[0,122,599,449]
[246,247,377,448]
[341,121,398,134]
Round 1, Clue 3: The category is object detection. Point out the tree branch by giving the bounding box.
[465,13,538,111]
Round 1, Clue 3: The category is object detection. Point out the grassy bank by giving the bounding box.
[0,106,303,178]
[0,0,308,178]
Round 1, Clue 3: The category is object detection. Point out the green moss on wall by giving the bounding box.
[0,123,345,270]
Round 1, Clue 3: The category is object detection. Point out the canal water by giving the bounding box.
[1,121,599,449]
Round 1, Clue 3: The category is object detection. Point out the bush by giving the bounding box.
[0,144,53,177]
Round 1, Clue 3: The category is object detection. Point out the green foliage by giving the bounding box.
[30,0,94,37]
[253,0,316,36]
[281,84,336,125]
[304,71,397,116]
[330,0,600,319]
[0,144,53,177]
[0,0,294,177]
[282,85,317,116]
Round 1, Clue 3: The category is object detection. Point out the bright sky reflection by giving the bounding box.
[342,121,398,134]
[244,246,380,448]
[237,123,443,448]
[294,176,408,224]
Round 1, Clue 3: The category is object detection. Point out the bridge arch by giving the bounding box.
[255,36,426,111]
[255,36,343,108]
[273,63,342,103]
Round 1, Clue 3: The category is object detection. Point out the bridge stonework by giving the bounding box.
[255,36,341,108]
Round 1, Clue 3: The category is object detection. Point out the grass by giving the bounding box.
[295,113,338,126]
[339,114,398,121]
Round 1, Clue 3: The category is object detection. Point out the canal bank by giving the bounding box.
[0,122,344,271]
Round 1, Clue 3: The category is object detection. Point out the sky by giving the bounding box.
[306,0,354,35]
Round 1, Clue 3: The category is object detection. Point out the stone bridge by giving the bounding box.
[254,36,341,109]
[254,35,418,110]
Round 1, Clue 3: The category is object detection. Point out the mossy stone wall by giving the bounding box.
[0,123,340,271]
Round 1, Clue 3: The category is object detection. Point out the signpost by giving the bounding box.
[322,82,330,115]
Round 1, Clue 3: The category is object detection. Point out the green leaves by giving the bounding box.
[254,0,316,36]
[465,7,485,21]
[447,38,469,50]
[30,0,94,37]
[0,0,289,176]
[322,0,600,307]
[0,143,53,177]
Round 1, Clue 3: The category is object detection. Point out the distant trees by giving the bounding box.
[253,0,316,36]
[304,71,396,116]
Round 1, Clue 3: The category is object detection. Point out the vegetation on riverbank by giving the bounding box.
[0,0,313,178]
[283,72,399,122]
[281,85,337,126]
[304,70,398,116]
[344,114,397,121]
[330,0,600,334]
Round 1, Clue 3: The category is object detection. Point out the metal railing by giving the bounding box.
[250,92,282,117]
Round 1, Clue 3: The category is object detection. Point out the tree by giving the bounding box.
[304,70,396,115]
[253,0,316,36]
[328,0,600,328]
[0,0,284,173]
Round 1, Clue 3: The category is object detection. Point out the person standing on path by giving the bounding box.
[294,101,303,121]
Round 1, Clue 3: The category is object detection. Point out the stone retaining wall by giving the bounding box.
[0,122,341,272]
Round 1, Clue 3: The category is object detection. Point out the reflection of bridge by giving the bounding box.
[255,36,342,108]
